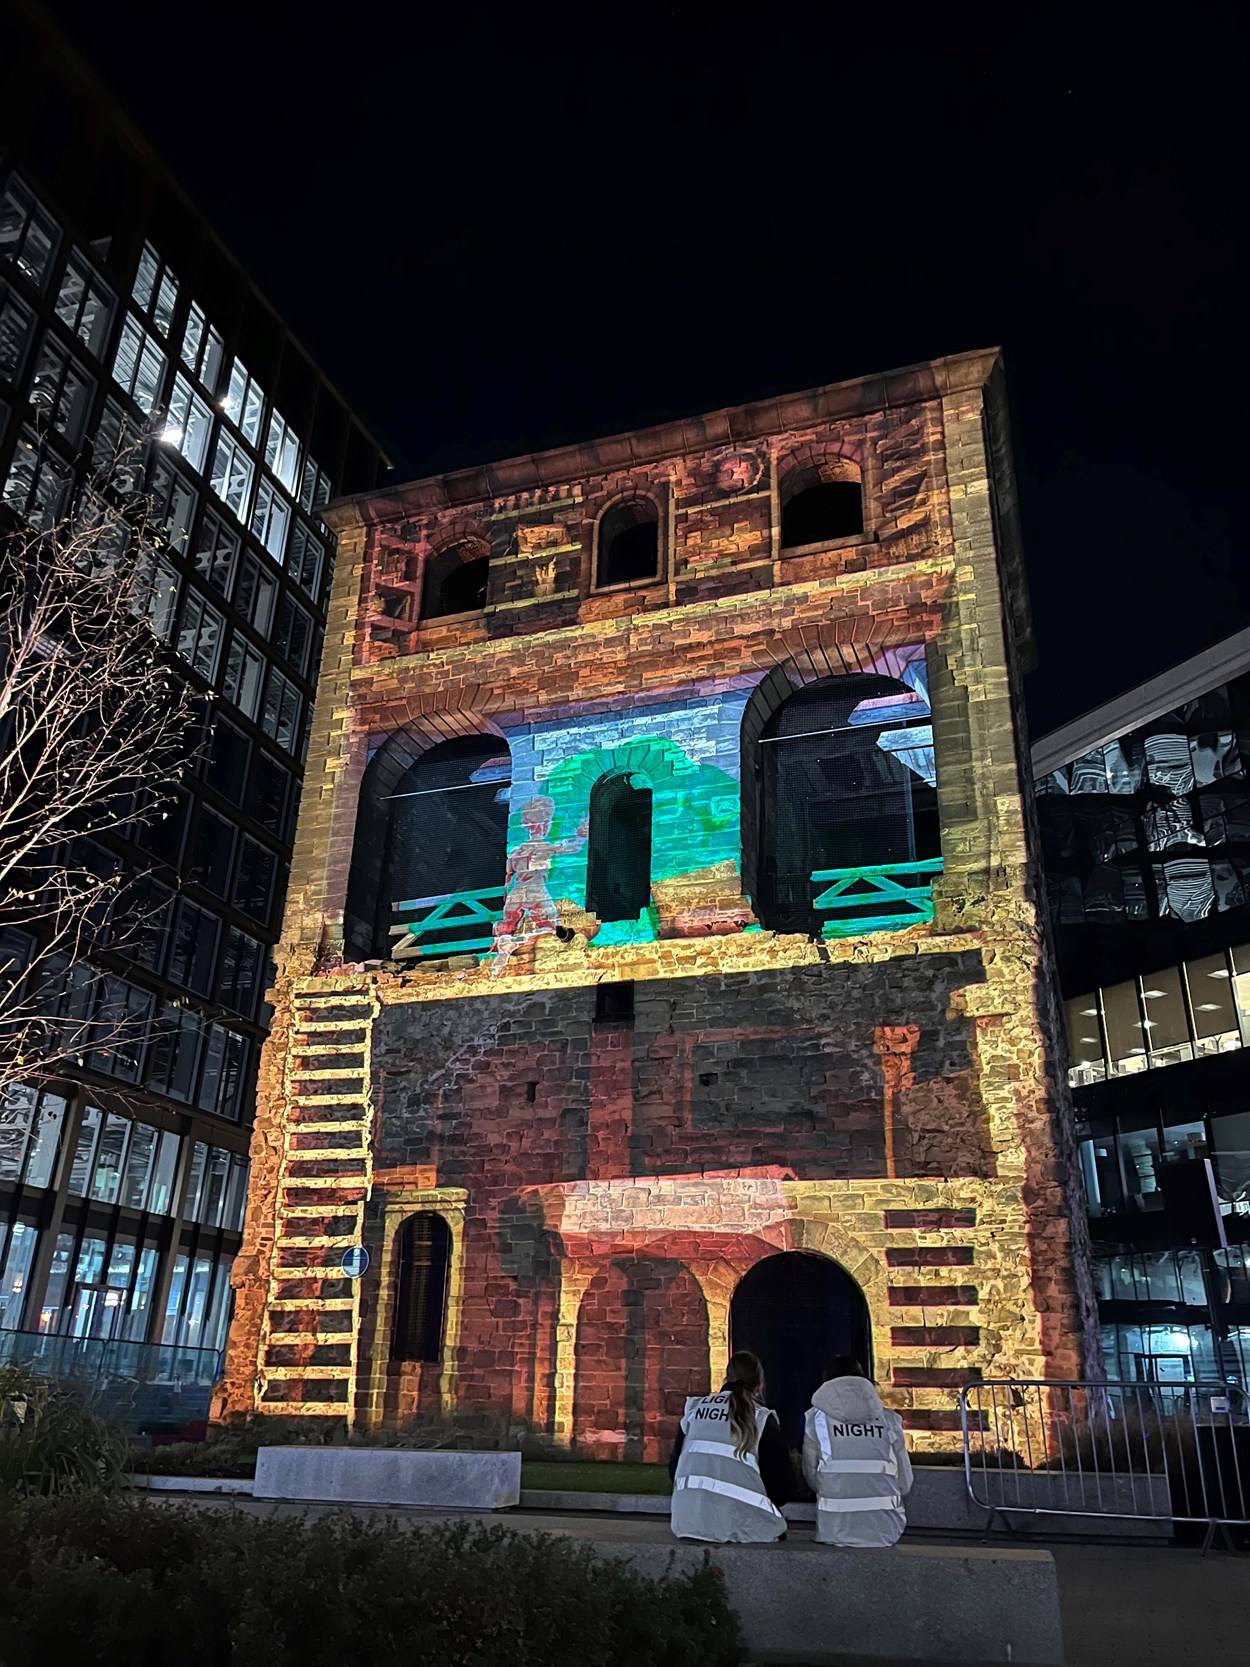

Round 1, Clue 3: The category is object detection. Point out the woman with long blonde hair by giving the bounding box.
[669,1351,792,1543]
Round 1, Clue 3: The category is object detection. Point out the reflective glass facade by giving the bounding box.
[0,11,387,1387]
[1035,650,1250,1386]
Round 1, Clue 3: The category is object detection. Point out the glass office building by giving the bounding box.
[1034,629,1250,1386]
[0,5,388,1381]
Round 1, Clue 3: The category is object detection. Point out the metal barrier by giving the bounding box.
[0,1329,222,1437]
[961,1379,1250,1550]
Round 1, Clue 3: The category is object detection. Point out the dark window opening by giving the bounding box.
[586,772,652,923]
[421,542,489,620]
[390,1212,451,1363]
[755,673,939,935]
[781,470,863,549]
[596,501,659,587]
[372,734,511,958]
[595,981,635,1024]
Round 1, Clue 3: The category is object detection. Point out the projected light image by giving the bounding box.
[369,649,939,968]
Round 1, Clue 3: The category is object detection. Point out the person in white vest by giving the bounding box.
[668,1351,792,1543]
[802,1356,913,1547]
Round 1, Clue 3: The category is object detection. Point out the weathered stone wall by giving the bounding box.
[218,350,1097,1454]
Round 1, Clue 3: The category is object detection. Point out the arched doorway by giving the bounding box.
[730,1252,872,1447]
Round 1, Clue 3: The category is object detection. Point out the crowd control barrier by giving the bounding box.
[960,1378,1249,1551]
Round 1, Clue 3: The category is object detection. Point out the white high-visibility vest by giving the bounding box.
[802,1379,913,1548]
[671,1391,786,1544]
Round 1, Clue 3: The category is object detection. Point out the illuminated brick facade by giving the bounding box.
[219,350,1099,1454]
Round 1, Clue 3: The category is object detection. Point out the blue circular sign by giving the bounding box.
[340,1245,370,1279]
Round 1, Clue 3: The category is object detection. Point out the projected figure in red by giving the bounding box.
[489,795,588,974]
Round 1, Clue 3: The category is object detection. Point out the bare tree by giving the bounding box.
[0,461,200,1094]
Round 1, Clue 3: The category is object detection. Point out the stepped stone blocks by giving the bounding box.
[218,351,1099,1457]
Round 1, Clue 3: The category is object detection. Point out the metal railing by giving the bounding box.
[389,886,506,959]
[810,857,943,937]
[0,1329,222,1437]
[961,1378,1250,1550]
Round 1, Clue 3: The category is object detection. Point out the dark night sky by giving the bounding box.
[45,0,1249,738]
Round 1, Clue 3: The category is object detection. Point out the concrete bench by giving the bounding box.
[593,1540,1063,1665]
[253,1447,521,1510]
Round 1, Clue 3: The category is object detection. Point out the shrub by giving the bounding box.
[0,1492,741,1667]
[0,1365,127,1497]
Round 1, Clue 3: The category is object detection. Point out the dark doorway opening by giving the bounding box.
[729,1251,872,1448]
[391,1212,451,1362]
[586,772,652,923]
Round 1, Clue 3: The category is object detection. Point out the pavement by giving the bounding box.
[152,1492,1250,1667]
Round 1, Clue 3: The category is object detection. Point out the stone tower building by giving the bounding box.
[219,350,1098,1456]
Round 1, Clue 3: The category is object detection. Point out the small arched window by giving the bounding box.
[391,1212,451,1363]
[596,499,659,588]
[780,460,863,549]
[753,671,938,935]
[421,539,489,620]
[586,772,652,922]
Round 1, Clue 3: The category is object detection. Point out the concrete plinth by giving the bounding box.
[252,1447,521,1509]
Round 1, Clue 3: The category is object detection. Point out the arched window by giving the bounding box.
[752,671,939,936]
[390,1212,451,1363]
[596,499,659,588]
[364,734,511,958]
[586,772,652,923]
[780,460,863,549]
[421,539,489,620]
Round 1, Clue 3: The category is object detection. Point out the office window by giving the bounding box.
[0,176,60,290]
[0,285,36,381]
[27,333,95,446]
[183,1141,209,1221]
[175,588,225,682]
[0,1085,67,1188]
[200,1145,231,1226]
[124,1247,160,1341]
[206,715,251,804]
[148,1130,181,1213]
[3,427,72,522]
[189,804,236,898]
[251,753,290,838]
[87,977,152,1081]
[193,511,240,597]
[132,242,178,337]
[54,253,115,358]
[89,1112,131,1203]
[251,477,291,560]
[208,428,254,518]
[219,926,263,1018]
[148,1004,203,1103]
[168,898,220,996]
[163,373,212,473]
[0,1223,38,1331]
[288,521,326,601]
[146,455,197,554]
[222,358,263,445]
[179,301,224,395]
[130,546,180,638]
[261,667,301,753]
[112,314,167,413]
[224,1155,249,1231]
[119,1121,157,1209]
[197,1031,248,1120]
[91,396,144,483]
[273,593,314,677]
[236,553,276,635]
[222,632,264,719]
[137,782,190,867]
[233,834,276,924]
[264,407,300,491]
[67,1105,102,1196]
[119,872,173,972]
[299,455,331,513]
